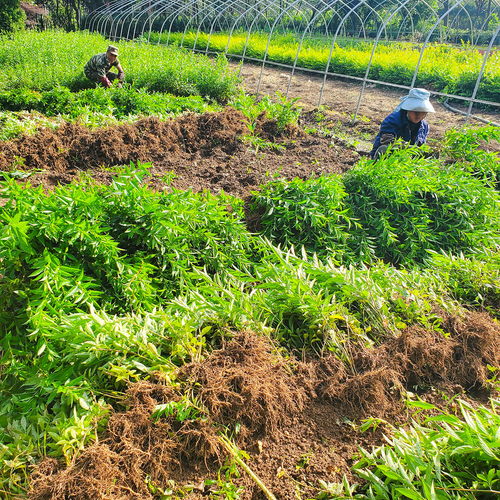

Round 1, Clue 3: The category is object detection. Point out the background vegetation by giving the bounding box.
[0,30,239,102]
[0,0,25,34]
[147,31,500,102]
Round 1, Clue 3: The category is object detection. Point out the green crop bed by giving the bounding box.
[0,30,239,102]
[1,127,499,496]
[148,31,500,103]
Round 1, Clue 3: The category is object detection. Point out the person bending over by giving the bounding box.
[371,88,435,159]
[84,45,125,88]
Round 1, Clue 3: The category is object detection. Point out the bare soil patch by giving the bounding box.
[236,62,500,140]
[29,312,499,500]
[0,108,358,199]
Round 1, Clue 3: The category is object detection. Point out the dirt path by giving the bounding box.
[235,61,500,139]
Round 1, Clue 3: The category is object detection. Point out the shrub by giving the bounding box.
[343,147,500,265]
[444,126,500,189]
[250,175,358,263]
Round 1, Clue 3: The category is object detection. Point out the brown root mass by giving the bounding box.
[0,108,359,199]
[321,311,500,421]
[179,331,308,443]
[29,313,499,500]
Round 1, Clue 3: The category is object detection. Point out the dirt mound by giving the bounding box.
[28,314,499,499]
[0,108,359,198]
[0,108,248,172]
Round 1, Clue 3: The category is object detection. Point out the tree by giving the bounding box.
[0,0,25,33]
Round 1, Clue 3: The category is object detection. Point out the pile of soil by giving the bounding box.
[0,108,359,199]
[29,311,499,500]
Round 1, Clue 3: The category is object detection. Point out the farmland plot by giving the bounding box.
[0,30,499,499]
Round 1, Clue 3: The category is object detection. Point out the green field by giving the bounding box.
[148,31,500,102]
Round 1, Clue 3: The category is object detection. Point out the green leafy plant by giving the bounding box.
[347,399,500,499]
[149,30,499,102]
[232,91,301,133]
[443,126,500,189]
[250,174,357,262]
[343,146,500,265]
[0,85,211,119]
[0,30,240,102]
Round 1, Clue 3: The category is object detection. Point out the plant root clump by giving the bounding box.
[179,330,308,443]
[443,311,500,392]
[319,310,500,419]
[28,315,499,499]
[0,108,248,172]
[29,382,196,500]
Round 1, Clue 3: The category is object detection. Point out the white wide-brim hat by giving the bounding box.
[398,88,435,113]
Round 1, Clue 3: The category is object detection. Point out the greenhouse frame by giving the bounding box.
[85,0,499,120]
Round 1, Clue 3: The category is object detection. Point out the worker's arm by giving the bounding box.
[95,59,111,88]
[377,112,401,146]
[415,121,429,146]
[116,62,125,81]
[99,76,112,88]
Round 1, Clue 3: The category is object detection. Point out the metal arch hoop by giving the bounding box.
[84,0,500,118]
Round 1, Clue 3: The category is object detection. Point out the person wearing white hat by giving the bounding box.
[370,88,435,159]
[84,45,125,88]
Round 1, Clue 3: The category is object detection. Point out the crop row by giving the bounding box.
[0,85,211,120]
[0,90,300,145]
[0,30,240,102]
[148,31,500,102]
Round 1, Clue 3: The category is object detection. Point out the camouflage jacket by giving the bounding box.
[84,53,120,80]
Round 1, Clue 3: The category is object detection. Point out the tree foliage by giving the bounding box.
[0,0,25,33]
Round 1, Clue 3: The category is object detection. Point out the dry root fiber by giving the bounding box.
[0,109,248,172]
[28,314,499,499]
[319,310,499,418]
[179,331,308,443]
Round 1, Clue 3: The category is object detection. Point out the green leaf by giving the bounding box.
[78,397,90,410]
[395,487,424,500]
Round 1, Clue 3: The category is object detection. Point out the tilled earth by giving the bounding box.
[29,312,499,499]
[0,108,359,199]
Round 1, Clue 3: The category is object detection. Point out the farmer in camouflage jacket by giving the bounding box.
[84,45,125,88]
